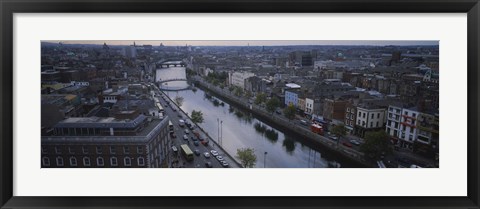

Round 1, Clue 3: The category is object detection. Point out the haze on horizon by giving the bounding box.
[43,40,439,47]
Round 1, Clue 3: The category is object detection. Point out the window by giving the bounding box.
[386,128,390,134]
[376,122,379,127]
[371,114,374,119]
[124,157,132,166]
[110,157,118,166]
[110,146,116,154]
[42,157,50,166]
[413,113,416,118]
[370,122,373,127]
[54,146,61,154]
[82,146,89,154]
[68,147,75,154]
[97,157,104,166]
[345,114,349,119]
[405,111,408,115]
[96,146,103,154]
[124,146,130,154]
[70,157,77,167]
[347,107,350,112]
[41,146,47,154]
[357,120,361,125]
[56,157,64,166]
[137,146,143,154]
[377,113,380,119]
[363,113,366,118]
[358,112,361,117]
[138,157,145,166]
[83,157,91,166]
[350,115,354,119]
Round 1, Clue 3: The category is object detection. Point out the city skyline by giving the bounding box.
[43,40,439,47]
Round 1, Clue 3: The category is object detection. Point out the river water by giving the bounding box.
[156,67,354,168]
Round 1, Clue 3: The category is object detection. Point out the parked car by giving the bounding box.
[300,120,308,126]
[183,134,188,140]
[205,162,212,168]
[210,150,219,156]
[193,141,199,146]
[184,129,190,134]
[221,160,229,167]
[350,139,361,146]
[342,142,353,148]
[203,152,210,158]
[216,155,224,161]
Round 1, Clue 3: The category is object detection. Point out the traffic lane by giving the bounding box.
[156,91,231,168]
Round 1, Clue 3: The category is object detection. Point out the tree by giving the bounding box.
[233,87,244,97]
[191,110,204,124]
[283,104,296,120]
[254,93,267,105]
[331,124,347,146]
[266,97,280,113]
[174,96,184,107]
[245,91,252,99]
[360,130,393,160]
[236,148,257,168]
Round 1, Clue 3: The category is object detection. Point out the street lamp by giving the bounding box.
[220,120,223,146]
[264,151,268,168]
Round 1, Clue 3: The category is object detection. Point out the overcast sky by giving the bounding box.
[43,40,438,46]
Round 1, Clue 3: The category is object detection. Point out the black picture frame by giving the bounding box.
[1,0,479,208]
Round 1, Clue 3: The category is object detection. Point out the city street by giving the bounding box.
[153,85,239,168]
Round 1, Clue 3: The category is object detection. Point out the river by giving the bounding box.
[156,67,355,168]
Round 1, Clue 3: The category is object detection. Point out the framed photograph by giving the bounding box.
[1,0,479,208]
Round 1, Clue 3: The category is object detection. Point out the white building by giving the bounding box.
[385,105,402,140]
[355,105,387,137]
[385,106,421,150]
[398,108,420,149]
[228,71,255,89]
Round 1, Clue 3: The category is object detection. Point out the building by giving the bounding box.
[355,104,387,137]
[122,46,137,59]
[344,103,357,134]
[415,112,439,157]
[41,112,170,168]
[228,71,255,89]
[323,98,347,121]
[385,105,403,144]
[284,90,300,107]
[298,97,306,112]
[397,108,420,150]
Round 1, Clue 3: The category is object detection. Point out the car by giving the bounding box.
[203,152,210,158]
[171,146,178,153]
[205,162,212,168]
[172,108,177,112]
[183,135,188,140]
[210,150,219,156]
[191,136,197,141]
[329,135,338,141]
[194,149,201,156]
[215,155,224,161]
[221,160,229,167]
[350,139,361,146]
[184,129,190,134]
[169,131,176,138]
[178,114,183,118]
[193,141,200,146]
[201,140,209,146]
[342,142,353,148]
[300,120,308,126]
